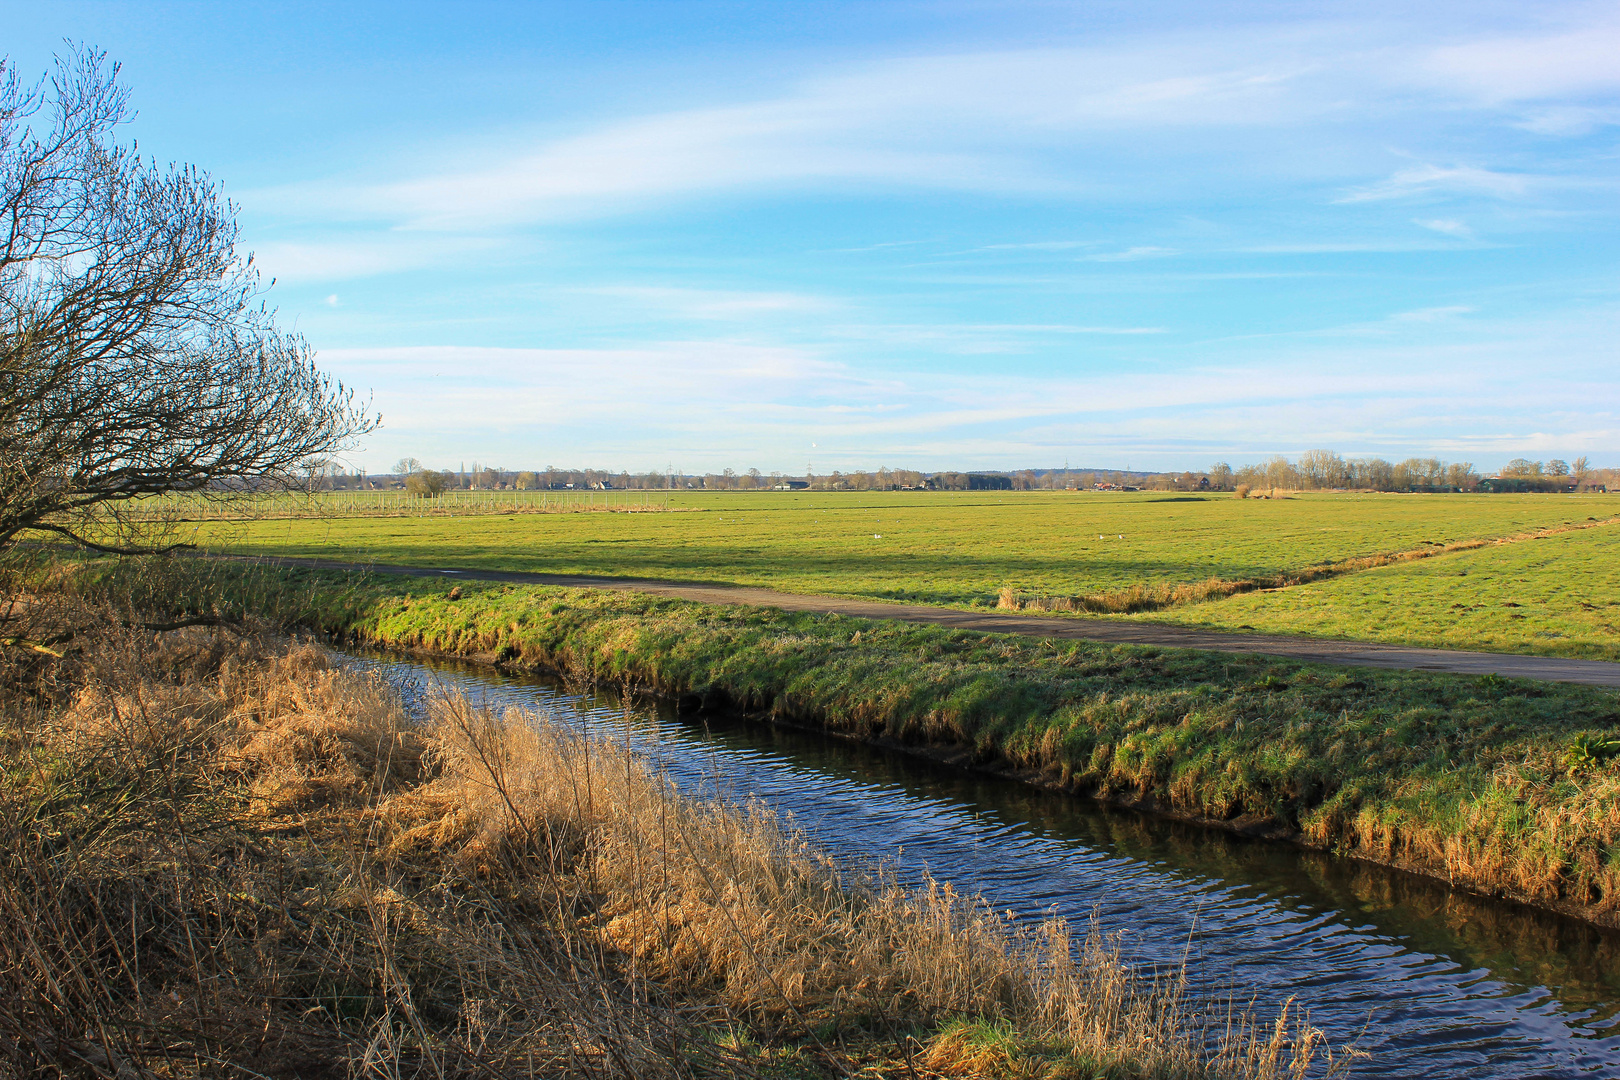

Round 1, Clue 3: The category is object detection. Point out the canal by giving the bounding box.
[354,649,1620,1078]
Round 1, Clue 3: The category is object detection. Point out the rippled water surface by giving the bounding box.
[352,650,1620,1078]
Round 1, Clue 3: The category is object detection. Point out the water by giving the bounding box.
[353,649,1620,1078]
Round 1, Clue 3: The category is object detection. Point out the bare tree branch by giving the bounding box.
[0,46,377,556]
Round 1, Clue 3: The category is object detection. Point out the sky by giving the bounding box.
[5,1,1618,475]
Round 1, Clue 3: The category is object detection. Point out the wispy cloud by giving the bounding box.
[1420,23,1620,105]
[1390,304,1475,322]
[243,33,1355,231]
[241,16,1620,260]
[323,296,1617,471]
[1512,105,1620,137]
[214,7,1619,470]
[1082,246,1177,262]
[822,239,934,253]
[821,322,1166,354]
[250,236,499,282]
[974,240,1096,252]
[1235,241,1462,254]
[576,286,835,320]
[1412,218,1474,239]
[1336,164,1531,203]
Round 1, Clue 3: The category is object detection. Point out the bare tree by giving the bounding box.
[0,48,375,555]
[1445,462,1477,491]
[1296,449,1347,490]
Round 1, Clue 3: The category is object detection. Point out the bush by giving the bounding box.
[404,470,451,498]
[1234,484,1252,500]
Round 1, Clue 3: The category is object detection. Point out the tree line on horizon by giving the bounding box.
[307,451,1615,496]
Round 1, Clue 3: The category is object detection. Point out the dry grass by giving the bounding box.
[0,589,1359,1078]
[411,694,1356,1077]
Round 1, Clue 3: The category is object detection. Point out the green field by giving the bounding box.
[196,490,1620,659]
[1170,521,1620,657]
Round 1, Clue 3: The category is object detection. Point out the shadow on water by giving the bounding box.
[355,648,1620,1079]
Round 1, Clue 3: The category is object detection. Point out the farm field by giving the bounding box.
[196,490,1620,659]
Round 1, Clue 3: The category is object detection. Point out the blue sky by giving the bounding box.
[6,1,1618,474]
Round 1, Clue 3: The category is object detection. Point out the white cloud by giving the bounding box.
[243,34,1349,231]
[1081,246,1178,262]
[225,12,1620,475]
[1513,105,1620,136]
[1336,164,1531,203]
[238,18,1620,269]
[328,302,1618,472]
[1421,24,1620,104]
[250,236,498,282]
[1412,218,1473,239]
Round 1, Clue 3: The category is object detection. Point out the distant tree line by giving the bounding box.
[1213,452,1483,493]
[1196,452,1608,494]
[304,451,1614,497]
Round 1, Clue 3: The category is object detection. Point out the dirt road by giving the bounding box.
[254,556,1620,689]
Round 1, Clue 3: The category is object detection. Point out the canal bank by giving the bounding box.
[78,557,1620,931]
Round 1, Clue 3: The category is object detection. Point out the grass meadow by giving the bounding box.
[1167,520,1620,659]
[193,490,1620,659]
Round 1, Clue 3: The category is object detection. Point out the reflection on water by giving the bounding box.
[354,649,1620,1079]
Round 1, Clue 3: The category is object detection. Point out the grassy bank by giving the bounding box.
[80,557,1620,931]
[0,580,1344,1078]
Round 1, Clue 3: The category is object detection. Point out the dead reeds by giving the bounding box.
[0,601,1356,1077]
